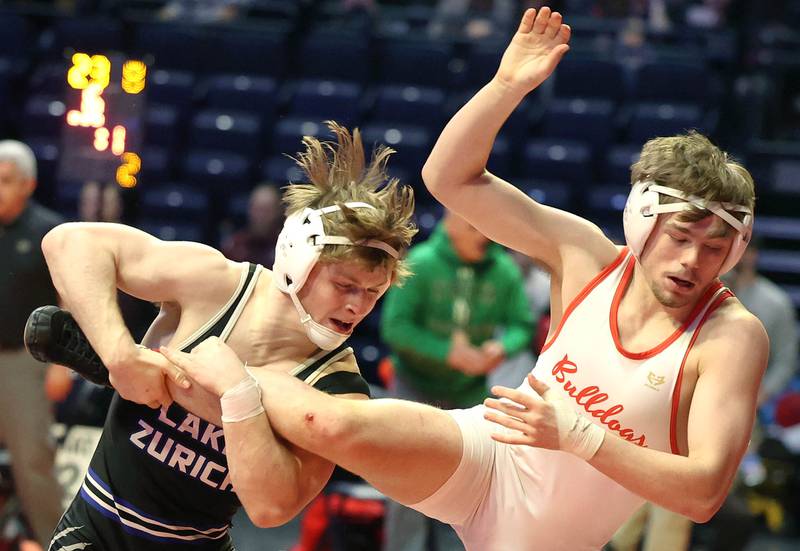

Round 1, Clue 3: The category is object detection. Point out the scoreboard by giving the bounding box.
[58,52,147,188]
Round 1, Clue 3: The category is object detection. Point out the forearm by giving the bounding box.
[223,414,310,527]
[42,224,136,368]
[423,79,526,195]
[588,434,733,522]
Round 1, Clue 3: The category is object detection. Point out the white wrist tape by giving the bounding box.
[220,370,264,423]
[543,388,605,460]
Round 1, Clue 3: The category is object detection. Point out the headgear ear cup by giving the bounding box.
[719,213,753,275]
[623,182,661,258]
[273,207,326,294]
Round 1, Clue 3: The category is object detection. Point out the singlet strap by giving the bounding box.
[176,263,260,352]
[290,343,371,397]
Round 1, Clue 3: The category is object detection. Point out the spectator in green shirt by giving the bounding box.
[380,210,534,551]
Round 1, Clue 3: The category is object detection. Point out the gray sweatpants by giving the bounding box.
[0,348,65,546]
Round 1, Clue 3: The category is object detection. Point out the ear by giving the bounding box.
[23,177,37,198]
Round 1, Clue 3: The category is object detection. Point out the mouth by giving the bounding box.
[330,319,354,333]
[667,275,695,291]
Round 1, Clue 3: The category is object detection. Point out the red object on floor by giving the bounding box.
[775,391,800,428]
[291,495,330,551]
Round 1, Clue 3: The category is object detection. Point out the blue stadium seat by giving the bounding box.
[541,98,616,154]
[22,95,66,139]
[145,103,182,150]
[521,139,593,185]
[137,221,205,243]
[181,149,252,192]
[758,249,800,285]
[585,184,630,216]
[744,140,800,191]
[287,79,363,128]
[755,216,800,243]
[462,41,505,90]
[133,22,210,73]
[27,62,68,96]
[605,144,640,185]
[44,17,123,59]
[189,109,263,160]
[147,69,197,108]
[772,160,800,195]
[208,26,289,77]
[260,155,307,184]
[271,118,336,158]
[53,180,83,220]
[226,191,250,227]
[584,184,629,243]
[487,136,512,178]
[202,74,278,118]
[0,12,30,59]
[140,184,210,223]
[627,102,704,145]
[370,85,446,131]
[553,57,627,102]
[377,38,454,88]
[27,137,60,202]
[360,124,432,175]
[413,203,444,241]
[295,30,371,82]
[139,146,173,185]
[634,61,709,105]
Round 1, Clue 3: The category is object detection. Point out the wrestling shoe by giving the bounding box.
[24,305,111,387]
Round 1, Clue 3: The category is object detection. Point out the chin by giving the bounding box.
[651,284,693,309]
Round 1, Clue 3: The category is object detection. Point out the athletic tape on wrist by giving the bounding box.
[543,388,605,460]
[220,369,264,423]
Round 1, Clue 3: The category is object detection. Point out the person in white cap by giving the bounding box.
[160,7,769,551]
[33,121,417,551]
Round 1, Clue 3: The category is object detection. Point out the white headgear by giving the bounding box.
[273,202,400,350]
[622,181,753,275]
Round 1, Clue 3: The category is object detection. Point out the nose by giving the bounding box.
[345,291,371,317]
[680,244,701,270]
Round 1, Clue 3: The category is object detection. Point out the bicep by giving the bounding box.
[101,224,238,305]
[686,322,768,480]
[288,444,336,504]
[441,173,617,271]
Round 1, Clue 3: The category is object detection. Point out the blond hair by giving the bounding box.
[630,131,755,225]
[282,121,417,282]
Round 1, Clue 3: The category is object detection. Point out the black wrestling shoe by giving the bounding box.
[24,305,111,387]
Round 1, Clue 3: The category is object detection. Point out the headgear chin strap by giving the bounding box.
[623,181,753,276]
[273,202,400,350]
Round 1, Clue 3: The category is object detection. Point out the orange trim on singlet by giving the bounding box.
[540,247,629,354]
[609,264,725,360]
[669,288,734,455]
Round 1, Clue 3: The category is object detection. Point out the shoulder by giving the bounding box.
[702,298,767,346]
[696,298,769,376]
